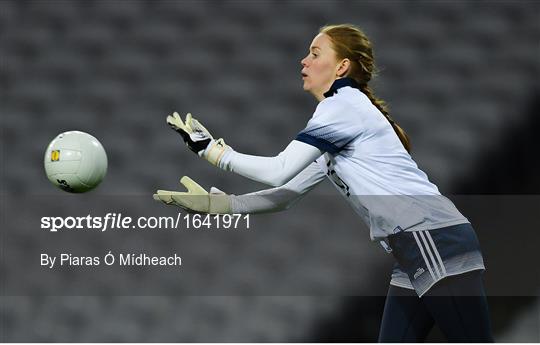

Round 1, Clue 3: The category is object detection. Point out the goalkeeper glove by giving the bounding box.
[166,112,231,166]
[153,176,232,214]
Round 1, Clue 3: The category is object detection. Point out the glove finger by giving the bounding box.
[155,195,194,213]
[167,112,189,132]
[157,192,199,211]
[156,189,190,196]
[153,194,175,205]
[166,114,182,128]
[153,191,174,205]
[180,176,208,195]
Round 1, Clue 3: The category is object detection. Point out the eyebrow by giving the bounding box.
[310,46,321,51]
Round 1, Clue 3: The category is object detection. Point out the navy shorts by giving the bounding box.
[387,223,485,296]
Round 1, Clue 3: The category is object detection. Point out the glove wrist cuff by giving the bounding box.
[204,139,231,166]
[209,194,232,214]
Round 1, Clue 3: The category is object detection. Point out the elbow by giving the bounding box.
[276,195,301,212]
[267,173,293,187]
[247,172,290,188]
[268,180,284,188]
[266,155,295,187]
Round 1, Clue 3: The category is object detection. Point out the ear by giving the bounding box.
[336,58,351,77]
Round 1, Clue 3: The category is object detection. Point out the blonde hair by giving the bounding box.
[320,24,411,153]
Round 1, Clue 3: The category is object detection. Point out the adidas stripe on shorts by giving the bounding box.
[387,223,485,297]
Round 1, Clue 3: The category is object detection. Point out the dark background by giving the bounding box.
[1,0,539,342]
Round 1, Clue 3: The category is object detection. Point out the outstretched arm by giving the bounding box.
[154,162,326,214]
[219,140,323,187]
[166,112,323,187]
[230,161,326,213]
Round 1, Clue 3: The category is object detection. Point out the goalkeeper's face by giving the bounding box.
[301,33,342,101]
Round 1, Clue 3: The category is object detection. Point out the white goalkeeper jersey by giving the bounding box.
[294,78,469,240]
[227,77,479,293]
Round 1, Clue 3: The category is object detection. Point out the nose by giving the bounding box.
[301,56,308,67]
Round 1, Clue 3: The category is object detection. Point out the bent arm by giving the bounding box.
[230,161,326,214]
[219,140,323,187]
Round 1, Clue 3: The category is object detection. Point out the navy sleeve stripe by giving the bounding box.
[295,133,341,154]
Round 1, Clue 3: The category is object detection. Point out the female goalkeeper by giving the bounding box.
[154,24,493,342]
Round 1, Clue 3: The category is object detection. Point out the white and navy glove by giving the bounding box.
[153,176,232,214]
[167,112,231,167]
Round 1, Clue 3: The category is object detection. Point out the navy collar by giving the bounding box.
[323,77,362,98]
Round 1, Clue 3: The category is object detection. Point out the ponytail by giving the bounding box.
[360,85,411,153]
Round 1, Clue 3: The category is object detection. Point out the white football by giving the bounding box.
[44,131,108,193]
